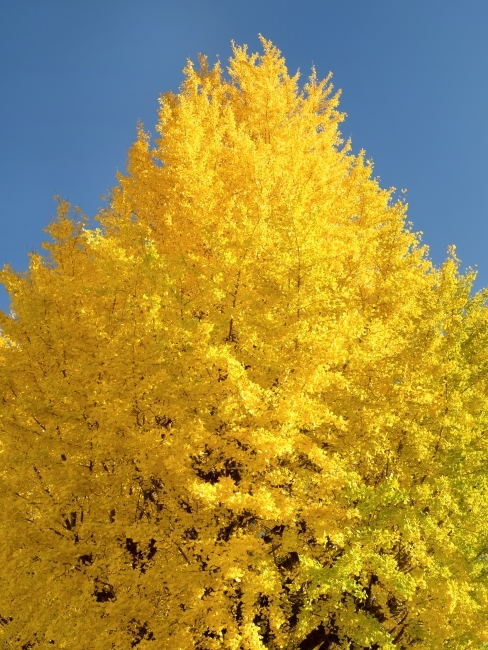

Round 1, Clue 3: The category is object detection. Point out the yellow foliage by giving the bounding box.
[1,37,488,649]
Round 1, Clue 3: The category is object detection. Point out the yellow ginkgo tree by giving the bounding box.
[1,37,488,650]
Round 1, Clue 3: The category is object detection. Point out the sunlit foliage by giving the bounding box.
[1,38,488,649]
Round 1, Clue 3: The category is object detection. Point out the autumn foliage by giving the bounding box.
[1,38,488,649]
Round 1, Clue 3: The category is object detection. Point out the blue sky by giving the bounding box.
[1,1,487,313]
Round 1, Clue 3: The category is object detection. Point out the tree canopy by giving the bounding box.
[1,37,488,649]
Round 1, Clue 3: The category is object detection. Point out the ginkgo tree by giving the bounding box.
[1,37,488,650]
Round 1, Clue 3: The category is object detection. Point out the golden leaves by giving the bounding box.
[1,37,488,650]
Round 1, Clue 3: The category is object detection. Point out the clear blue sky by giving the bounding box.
[1,1,488,313]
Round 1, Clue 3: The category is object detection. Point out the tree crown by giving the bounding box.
[1,37,488,650]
